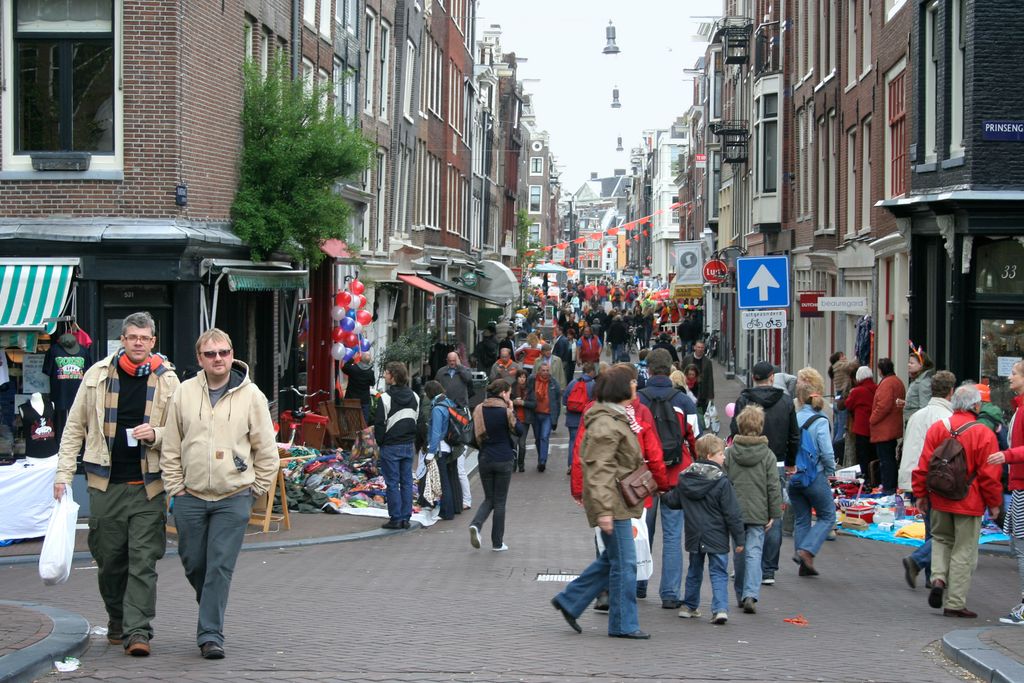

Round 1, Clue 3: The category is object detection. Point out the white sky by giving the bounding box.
[476,0,713,193]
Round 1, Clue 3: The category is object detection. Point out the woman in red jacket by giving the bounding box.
[845,366,878,489]
[987,359,1024,624]
[870,357,906,494]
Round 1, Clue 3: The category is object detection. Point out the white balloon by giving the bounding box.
[330,342,346,360]
[353,322,364,336]
[330,306,346,321]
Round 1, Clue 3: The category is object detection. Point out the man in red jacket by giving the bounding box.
[912,384,1003,618]
[986,359,1024,625]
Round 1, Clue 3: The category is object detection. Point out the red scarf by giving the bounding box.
[535,376,550,414]
[118,351,163,377]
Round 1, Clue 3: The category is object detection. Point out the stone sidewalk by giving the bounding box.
[3,355,1024,682]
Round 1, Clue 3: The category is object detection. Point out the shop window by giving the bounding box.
[975,239,1024,296]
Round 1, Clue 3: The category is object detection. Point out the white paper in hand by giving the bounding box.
[39,488,79,585]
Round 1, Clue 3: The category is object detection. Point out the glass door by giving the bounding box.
[979,318,1024,413]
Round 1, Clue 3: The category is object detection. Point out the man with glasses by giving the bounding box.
[54,312,179,657]
[160,328,279,659]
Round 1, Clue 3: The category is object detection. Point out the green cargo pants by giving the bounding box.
[930,509,982,611]
[88,484,166,641]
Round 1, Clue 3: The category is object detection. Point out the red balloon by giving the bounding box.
[331,327,345,343]
[336,291,352,308]
[349,279,365,295]
[352,352,362,364]
[354,294,367,309]
[356,309,372,326]
[342,331,359,348]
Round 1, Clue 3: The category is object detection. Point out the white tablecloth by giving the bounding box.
[0,455,58,541]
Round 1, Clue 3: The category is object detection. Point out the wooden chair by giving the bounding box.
[317,400,342,448]
[248,462,291,533]
[335,399,368,450]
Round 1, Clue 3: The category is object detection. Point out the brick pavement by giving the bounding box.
[0,604,49,657]
[2,359,1020,682]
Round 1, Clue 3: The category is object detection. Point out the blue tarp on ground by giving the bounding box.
[839,522,1010,548]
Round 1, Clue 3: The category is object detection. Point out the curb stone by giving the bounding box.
[0,600,89,683]
[942,627,1024,683]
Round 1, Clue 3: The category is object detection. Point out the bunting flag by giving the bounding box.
[669,201,683,209]
[525,249,536,256]
[557,242,568,249]
[632,234,640,241]
[642,229,649,237]
[574,236,586,244]
[607,228,619,236]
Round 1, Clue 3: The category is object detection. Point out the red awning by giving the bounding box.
[320,239,352,259]
[398,273,447,295]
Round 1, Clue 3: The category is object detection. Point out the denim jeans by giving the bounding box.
[554,519,640,636]
[733,525,767,603]
[567,424,579,470]
[470,457,514,548]
[533,413,552,465]
[791,470,837,558]
[173,493,253,646]
[909,507,932,578]
[683,552,730,614]
[380,443,415,522]
[659,505,685,601]
[762,472,787,577]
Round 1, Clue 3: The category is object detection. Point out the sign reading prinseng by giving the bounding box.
[982,120,1024,142]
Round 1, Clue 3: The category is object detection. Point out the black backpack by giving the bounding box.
[925,420,979,501]
[640,388,686,467]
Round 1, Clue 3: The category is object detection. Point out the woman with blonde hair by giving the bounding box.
[515,332,544,372]
[788,370,837,577]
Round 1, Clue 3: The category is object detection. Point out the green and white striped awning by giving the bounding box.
[0,259,78,350]
[223,267,308,292]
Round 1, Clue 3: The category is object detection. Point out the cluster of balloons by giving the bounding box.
[329,278,373,363]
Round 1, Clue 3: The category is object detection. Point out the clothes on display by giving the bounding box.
[0,350,9,387]
[855,315,873,366]
[18,396,59,458]
[42,335,92,410]
[0,455,59,541]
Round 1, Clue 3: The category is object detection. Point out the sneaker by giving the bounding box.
[492,544,509,552]
[712,611,729,625]
[761,576,776,586]
[902,556,921,589]
[742,597,756,614]
[677,606,702,619]
[1000,603,1024,625]
[469,525,481,549]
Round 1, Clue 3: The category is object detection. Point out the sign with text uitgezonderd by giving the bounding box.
[741,309,787,331]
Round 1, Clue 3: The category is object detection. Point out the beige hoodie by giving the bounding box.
[160,361,279,500]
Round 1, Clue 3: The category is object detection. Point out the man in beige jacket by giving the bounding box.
[53,311,179,657]
[160,328,279,659]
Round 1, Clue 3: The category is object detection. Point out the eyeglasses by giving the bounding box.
[123,334,153,343]
[201,349,232,359]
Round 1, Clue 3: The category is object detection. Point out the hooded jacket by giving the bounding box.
[375,384,420,446]
[1002,401,1024,492]
[870,374,906,443]
[55,352,179,500]
[730,384,800,466]
[662,460,745,555]
[845,378,877,437]
[725,435,783,525]
[160,361,279,500]
[638,375,699,483]
[578,402,645,527]
[342,359,376,404]
[904,369,934,424]
[898,396,952,492]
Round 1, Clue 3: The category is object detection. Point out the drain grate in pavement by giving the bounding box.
[535,573,580,582]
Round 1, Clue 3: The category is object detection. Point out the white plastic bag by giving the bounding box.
[39,488,79,585]
[594,509,654,581]
[704,404,721,435]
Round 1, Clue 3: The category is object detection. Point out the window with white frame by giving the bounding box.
[303,0,315,25]
[861,116,872,229]
[862,0,871,74]
[402,40,415,121]
[828,109,837,231]
[260,28,270,76]
[796,0,805,76]
[846,127,857,236]
[302,58,314,95]
[710,50,723,119]
[884,0,906,20]
[529,185,542,213]
[818,0,827,78]
[828,0,837,75]
[344,0,357,34]
[949,0,965,156]
[379,22,391,121]
[797,108,806,216]
[363,10,376,114]
[319,0,332,37]
[710,151,721,218]
[529,223,541,244]
[885,61,907,198]
[817,115,826,228]
[462,79,471,141]
[244,19,253,61]
[5,0,124,171]
[376,150,387,251]
[318,68,329,111]
[923,1,938,163]
[847,0,857,85]
[757,93,778,193]
[530,156,543,175]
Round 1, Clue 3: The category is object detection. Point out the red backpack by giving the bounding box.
[567,379,590,413]
[580,336,600,362]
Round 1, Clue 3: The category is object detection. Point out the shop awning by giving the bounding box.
[420,275,508,306]
[0,259,78,350]
[223,268,308,292]
[398,273,447,295]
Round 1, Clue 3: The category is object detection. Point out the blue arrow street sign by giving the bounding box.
[736,256,790,309]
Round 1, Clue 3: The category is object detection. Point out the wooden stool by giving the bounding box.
[248,464,291,532]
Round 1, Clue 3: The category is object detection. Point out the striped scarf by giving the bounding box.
[104,354,166,456]
[624,403,643,434]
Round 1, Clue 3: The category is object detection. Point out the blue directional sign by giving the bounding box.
[736,256,790,309]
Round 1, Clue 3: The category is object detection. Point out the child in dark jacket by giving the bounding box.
[662,434,746,624]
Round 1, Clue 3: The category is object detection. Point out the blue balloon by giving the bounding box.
[343,347,357,362]
[340,317,355,332]
[359,340,371,352]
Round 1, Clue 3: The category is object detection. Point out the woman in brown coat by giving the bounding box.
[869,357,906,494]
[551,365,649,640]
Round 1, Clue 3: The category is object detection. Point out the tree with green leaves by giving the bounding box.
[515,208,542,271]
[232,57,373,265]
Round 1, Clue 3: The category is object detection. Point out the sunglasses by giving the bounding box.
[201,349,232,359]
